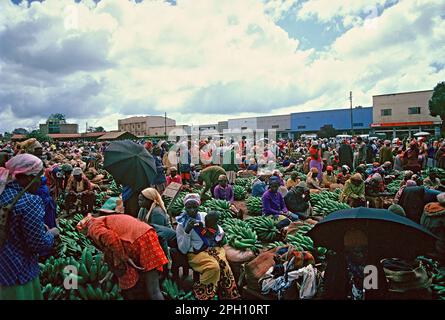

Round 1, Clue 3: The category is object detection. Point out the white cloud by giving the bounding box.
[0,0,444,133]
[297,0,394,27]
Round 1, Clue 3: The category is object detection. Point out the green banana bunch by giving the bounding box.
[246,196,263,216]
[222,219,260,252]
[162,278,196,300]
[310,191,340,207]
[245,216,279,243]
[286,233,314,252]
[386,179,403,194]
[233,185,247,201]
[313,198,350,216]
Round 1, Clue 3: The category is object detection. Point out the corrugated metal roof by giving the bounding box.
[48,133,82,139]
[97,131,136,140]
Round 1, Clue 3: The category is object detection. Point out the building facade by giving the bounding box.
[118,116,176,137]
[291,107,373,135]
[40,123,79,134]
[371,90,441,138]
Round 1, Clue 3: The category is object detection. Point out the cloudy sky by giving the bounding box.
[0,0,444,133]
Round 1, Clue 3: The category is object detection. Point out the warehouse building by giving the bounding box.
[290,107,373,136]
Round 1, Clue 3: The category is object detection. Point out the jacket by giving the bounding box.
[421,202,445,259]
[176,212,224,254]
[284,186,310,215]
[399,186,426,224]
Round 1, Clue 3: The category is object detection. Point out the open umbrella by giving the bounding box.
[103,140,156,192]
[414,132,431,137]
[306,207,438,259]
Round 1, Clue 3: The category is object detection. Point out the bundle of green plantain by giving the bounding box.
[246,196,263,216]
[245,216,280,243]
[309,190,341,207]
[108,179,122,197]
[233,185,247,201]
[167,191,187,216]
[40,247,123,300]
[235,177,255,193]
[286,233,314,252]
[162,279,195,300]
[424,167,445,180]
[386,179,403,195]
[312,198,351,216]
[95,191,109,207]
[200,199,235,223]
[265,241,287,250]
[222,219,262,252]
[57,214,99,259]
[417,256,445,300]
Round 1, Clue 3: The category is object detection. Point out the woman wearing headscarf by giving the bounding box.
[137,188,175,257]
[421,192,445,264]
[176,194,240,300]
[340,173,366,208]
[0,154,59,300]
[77,213,167,300]
[309,141,323,181]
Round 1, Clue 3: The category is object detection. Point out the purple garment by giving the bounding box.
[310,160,323,181]
[262,189,288,217]
[213,184,234,203]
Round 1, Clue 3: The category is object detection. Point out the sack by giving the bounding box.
[245,247,283,291]
[223,245,256,263]
[287,249,315,270]
[381,258,432,293]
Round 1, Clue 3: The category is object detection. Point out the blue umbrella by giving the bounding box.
[306,207,438,259]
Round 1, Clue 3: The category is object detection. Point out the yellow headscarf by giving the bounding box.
[141,188,167,223]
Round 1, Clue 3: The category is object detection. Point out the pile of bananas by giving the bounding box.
[200,199,235,222]
[313,199,350,216]
[108,180,122,196]
[386,179,402,194]
[245,216,280,242]
[222,219,261,252]
[417,256,445,300]
[235,177,254,193]
[310,191,340,207]
[425,167,445,180]
[265,241,287,250]
[95,192,109,207]
[162,279,195,300]
[57,215,98,259]
[246,196,263,216]
[39,248,122,300]
[286,233,314,252]
[168,192,187,216]
[233,185,247,201]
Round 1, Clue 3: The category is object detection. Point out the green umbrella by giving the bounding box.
[103,140,156,191]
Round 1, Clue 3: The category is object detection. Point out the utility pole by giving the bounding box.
[164,112,167,137]
[350,91,354,136]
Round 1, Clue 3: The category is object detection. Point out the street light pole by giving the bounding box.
[350,91,354,136]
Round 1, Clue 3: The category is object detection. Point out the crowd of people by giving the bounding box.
[1,133,445,300]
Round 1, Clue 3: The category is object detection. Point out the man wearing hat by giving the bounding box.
[166,167,182,186]
[284,182,313,220]
[65,167,95,215]
[262,176,299,228]
[322,166,337,188]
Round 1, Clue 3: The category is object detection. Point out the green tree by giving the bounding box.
[429,81,445,134]
[318,125,337,138]
[26,130,52,143]
[94,126,105,132]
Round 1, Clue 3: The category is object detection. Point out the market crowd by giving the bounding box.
[1,133,445,300]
